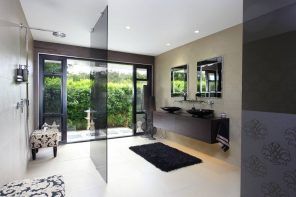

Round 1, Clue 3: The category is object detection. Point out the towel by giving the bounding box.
[216,121,229,152]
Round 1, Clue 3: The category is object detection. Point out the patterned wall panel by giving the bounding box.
[242,1,296,196]
[242,111,296,196]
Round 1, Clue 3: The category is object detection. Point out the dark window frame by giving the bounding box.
[39,54,153,142]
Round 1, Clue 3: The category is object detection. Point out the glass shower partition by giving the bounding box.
[90,7,108,182]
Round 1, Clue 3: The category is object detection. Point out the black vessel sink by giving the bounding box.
[186,108,214,118]
[161,107,181,113]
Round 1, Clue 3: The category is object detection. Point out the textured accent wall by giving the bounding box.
[154,25,242,166]
[0,0,34,186]
[242,1,296,196]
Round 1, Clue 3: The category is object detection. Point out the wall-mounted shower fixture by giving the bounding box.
[52,31,66,38]
[15,24,66,83]
[15,65,28,83]
[16,99,25,113]
[19,24,66,38]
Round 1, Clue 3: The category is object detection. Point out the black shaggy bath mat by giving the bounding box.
[129,142,202,172]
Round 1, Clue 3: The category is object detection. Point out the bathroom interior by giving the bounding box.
[1,0,296,196]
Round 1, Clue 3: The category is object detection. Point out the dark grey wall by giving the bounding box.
[242,1,296,196]
[0,0,34,186]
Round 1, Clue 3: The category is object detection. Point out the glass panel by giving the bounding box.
[44,76,61,113]
[108,63,133,131]
[90,6,108,183]
[44,60,62,73]
[66,59,96,143]
[242,1,296,197]
[43,116,61,131]
[136,81,147,112]
[136,68,147,79]
[136,113,145,133]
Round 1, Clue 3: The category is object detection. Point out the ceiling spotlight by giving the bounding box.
[166,43,171,46]
[194,30,200,34]
[53,32,66,38]
[125,26,131,30]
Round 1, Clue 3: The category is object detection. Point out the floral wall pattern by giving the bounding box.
[242,1,296,196]
[242,111,296,196]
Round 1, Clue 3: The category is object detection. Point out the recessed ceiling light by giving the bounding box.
[194,30,200,34]
[166,43,171,46]
[125,26,131,30]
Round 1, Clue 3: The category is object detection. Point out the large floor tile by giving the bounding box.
[25,136,240,197]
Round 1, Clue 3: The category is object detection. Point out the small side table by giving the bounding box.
[30,129,60,160]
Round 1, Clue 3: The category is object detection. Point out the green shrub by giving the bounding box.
[44,74,135,130]
[67,78,93,130]
[107,82,133,127]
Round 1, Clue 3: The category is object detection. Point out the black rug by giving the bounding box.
[129,142,202,172]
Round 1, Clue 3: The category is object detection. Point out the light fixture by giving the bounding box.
[125,26,131,30]
[166,43,171,46]
[53,32,66,38]
[194,30,200,34]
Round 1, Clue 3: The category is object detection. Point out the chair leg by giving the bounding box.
[32,149,36,160]
[53,147,57,157]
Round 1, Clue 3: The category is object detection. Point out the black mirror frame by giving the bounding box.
[171,64,188,97]
[196,57,223,98]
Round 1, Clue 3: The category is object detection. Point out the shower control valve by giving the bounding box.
[16,99,25,113]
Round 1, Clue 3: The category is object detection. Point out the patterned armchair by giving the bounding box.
[30,128,60,160]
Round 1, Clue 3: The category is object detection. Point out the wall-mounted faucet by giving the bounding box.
[208,100,214,108]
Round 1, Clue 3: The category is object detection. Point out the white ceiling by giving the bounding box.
[20,0,107,48]
[20,0,243,56]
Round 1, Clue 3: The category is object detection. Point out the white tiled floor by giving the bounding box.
[25,136,240,197]
[67,128,133,143]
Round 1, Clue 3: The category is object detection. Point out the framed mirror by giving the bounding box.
[196,57,223,98]
[171,65,188,97]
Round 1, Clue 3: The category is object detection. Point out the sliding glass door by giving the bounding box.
[39,55,67,142]
[107,63,134,138]
[40,55,153,142]
[107,63,152,137]
[40,55,108,143]
[66,59,107,143]
[134,65,152,135]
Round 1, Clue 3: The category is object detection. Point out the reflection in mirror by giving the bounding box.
[197,57,222,98]
[171,65,188,97]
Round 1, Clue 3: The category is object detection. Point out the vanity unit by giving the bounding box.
[153,111,229,144]
[157,56,228,144]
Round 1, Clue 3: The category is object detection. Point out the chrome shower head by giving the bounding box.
[53,31,66,38]
[19,24,66,38]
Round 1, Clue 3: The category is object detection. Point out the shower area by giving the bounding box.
[37,7,109,181]
[23,6,109,183]
[1,2,151,185]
